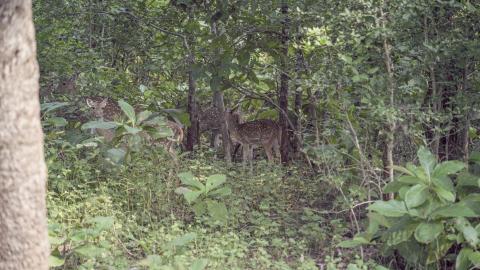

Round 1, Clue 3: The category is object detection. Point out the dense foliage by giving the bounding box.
[34,0,479,269]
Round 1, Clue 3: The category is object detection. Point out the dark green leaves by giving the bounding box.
[405,184,428,208]
[417,146,436,179]
[414,222,443,244]
[367,200,407,217]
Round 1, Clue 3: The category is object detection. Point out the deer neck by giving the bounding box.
[227,118,243,142]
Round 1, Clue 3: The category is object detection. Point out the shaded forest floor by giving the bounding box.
[46,144,383,269]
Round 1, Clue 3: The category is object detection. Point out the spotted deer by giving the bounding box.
[85,97,183,153]
[224,109,281,167]
[86,96,122,142]
[199,106,223,150]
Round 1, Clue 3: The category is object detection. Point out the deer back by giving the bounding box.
[199,107,223,133]
[225,110,279,145]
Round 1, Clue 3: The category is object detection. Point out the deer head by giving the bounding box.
[86,97,122,121]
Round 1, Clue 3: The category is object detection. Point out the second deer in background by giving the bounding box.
[199,106,223,152]
[224,109,281,168]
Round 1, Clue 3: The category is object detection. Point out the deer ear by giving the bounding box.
[86,98,94,107]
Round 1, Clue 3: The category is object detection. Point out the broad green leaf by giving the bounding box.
[432,203,478,218]
[368,212,391,231]
[81,120,117,130]
[206,200,228,222]
[205,174,226,193]
[123,125,142,135]
[457,172,479,187]
[190,258,209,270]
[456,218,479,247]
[433,186,455,202]
[386,229,414,246]
[192,201,207,216]
[392,165,414,176]
[208,187,232,197]
[456,248,473,270]
[383,180,406,193]
[337,236,370,248]
[397,175,422,184]
[185,190,203,204]
[417,146,436,178]
[367,200,407,217]
[41,101,69,113]
[177,172,204,190]
[398,186,410,200]
[414,222,443,244]
[75,245,107,258]
[48,255,65,267]
[432,176,455,192]
[47,117,68,127]
[469,152,480,164]
[433,161,465,177]
[136,110,153,124]
[397,240,423,264]
[468,251,480,266]
[118,100,136,123]
[405,184,428,208]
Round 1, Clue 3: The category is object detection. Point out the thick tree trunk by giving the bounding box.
[0,1,49,269]
[278,1,290,163]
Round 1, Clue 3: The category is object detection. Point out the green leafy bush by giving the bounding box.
[175,172,231,224]
[341,147,480,269]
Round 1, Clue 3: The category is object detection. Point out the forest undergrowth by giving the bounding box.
[46,141,383,270]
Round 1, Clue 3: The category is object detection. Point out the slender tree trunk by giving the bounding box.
[293,27,304,157]
[306,88,320,148]
[210,20,231,163]
[213,90,231,163]
[278,1,290,163]
[186,59,199,151]
[461,62,471,163]
[185,33,199,151]
[0,1,49,269]
[380,6,396,195]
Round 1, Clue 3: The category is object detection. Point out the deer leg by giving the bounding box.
[213,132,222,158]
[263,143,274,163]
[273,139,281,163]
[209,131,217,148]
[242,144,249,170]
[249,145,254,173]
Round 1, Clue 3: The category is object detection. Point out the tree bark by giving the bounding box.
[380,6,396,196]
[185,35,199,151]
[213,90,231,163]
[278,1,290,163]
[0,1,49,269]
[211,20,231,163]
[186,62,199,151]
[292,27,304,158]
